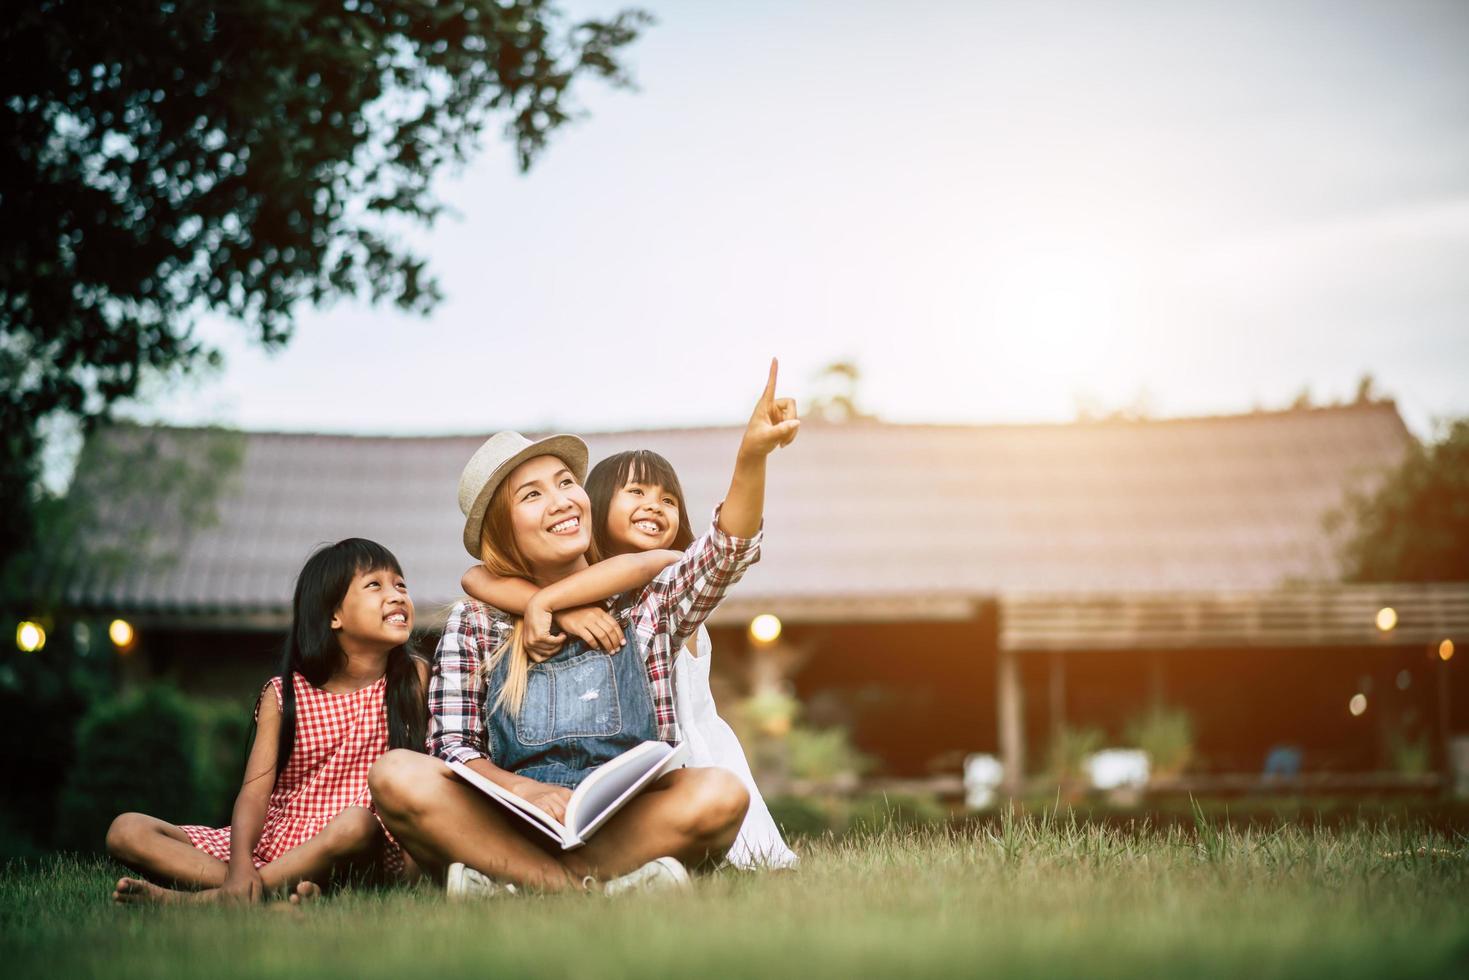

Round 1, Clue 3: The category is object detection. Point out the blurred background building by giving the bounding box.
[28,398,1468,796]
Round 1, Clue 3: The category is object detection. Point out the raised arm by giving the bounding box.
[621,362,796,742]
[634,359,795,646]
[717,357,799,538]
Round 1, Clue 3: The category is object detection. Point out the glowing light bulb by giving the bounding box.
[1375,607,1398,632]
[749,614,782,646]
[109,619,135,650]
[1440,639,1455,662]
[16,621,45,653]
[1349,693,1368,717]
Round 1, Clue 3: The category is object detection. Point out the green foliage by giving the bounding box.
[763,792,948,839]
[191,694,255,828]
[9,425,246,612]
[734,690,873,788]
[1388,732,1431,777]
[0,646,100,857]
[807,360,874,422]
[0,0,651,560]
[1044,725,1104,785]
[1328,418,1469,581]
[1124,705,1196,779]
[763,795,831,839]
[784,725,874,783]
[54,684,251,852]
[844,793,948,836]
[0,425,246,855]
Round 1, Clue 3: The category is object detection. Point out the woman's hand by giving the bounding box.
[516,779,573,824]
[522,598,566,662]
[555,605,625,653]
[739,358,800,458]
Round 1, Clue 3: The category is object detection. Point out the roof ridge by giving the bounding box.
[110,399,1405,441]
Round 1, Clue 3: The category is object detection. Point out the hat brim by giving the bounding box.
[462,434,590,558]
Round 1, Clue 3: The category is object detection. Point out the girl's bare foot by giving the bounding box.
[288,881,321,905]
[112,877,187,906]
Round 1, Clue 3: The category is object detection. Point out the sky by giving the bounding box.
[139,0,1469,440]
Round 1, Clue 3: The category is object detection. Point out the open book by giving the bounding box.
[447,740,688,850]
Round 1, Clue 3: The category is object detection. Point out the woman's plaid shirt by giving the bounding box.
[427,510,761,763]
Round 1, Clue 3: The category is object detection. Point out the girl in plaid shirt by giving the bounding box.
[107,539,429,905]
[370,360,798,895]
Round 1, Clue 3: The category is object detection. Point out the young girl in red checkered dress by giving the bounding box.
[106,539,429,905]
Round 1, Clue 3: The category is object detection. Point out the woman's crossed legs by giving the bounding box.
[368,750,749,892]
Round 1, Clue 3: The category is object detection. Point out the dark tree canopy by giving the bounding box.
[1331,418,1469,583]
[0,0,649,562]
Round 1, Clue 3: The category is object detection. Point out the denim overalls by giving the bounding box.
[484,624,659,789]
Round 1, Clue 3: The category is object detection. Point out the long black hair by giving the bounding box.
[273,538,427,775]
[584,450,696,557]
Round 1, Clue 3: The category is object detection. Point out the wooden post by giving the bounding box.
[1049,649,1066,744]
[1439,651,1453,797]
[1149,649,1165,708]
[998,645,1025,795]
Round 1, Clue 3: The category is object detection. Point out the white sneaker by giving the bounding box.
[446,862,517,901]
[601,857,691,897]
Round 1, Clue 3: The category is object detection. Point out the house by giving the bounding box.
[35,401,1469,787]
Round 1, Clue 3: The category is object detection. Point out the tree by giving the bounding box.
[0,0,650,561]
[807,360,874,423]
[1329,419,1469,582]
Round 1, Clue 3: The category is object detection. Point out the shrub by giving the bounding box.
[765,795,833,838]
[764,793,951,839]
[54,685,250,852]
[845,793,949,835]
[1125,706,1196,779]
[785,725,874,783]
[1046,726,1105,786]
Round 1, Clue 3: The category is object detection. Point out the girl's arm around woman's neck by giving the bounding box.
[528,550,682,613]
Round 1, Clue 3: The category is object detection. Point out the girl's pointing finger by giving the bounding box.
[760,358,779,404]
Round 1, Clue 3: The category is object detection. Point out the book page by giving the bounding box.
[446,761,571,847]
[565,741,689,843]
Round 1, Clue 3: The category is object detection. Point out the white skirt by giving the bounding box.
[674,626,798,870]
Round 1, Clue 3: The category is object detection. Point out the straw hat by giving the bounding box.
[458,431,589,558]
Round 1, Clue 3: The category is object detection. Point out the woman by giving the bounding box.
[369,360,798,894]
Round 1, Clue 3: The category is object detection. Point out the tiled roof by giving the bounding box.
[53,402,1414,621]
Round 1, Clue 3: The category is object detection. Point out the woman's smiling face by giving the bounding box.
[506,454,592,568]
[603,479,680,554]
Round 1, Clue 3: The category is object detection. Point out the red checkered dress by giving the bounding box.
[181,673,404,876]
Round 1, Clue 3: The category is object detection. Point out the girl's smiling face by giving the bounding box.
[604,480,681,554]
[331,566,413,649]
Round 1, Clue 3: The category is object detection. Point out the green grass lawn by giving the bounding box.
[3,809,1467,979]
